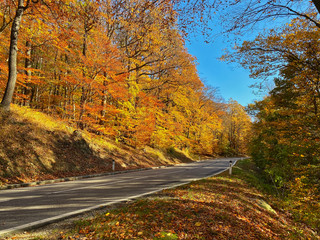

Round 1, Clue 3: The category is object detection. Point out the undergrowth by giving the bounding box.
[234,159,320,233]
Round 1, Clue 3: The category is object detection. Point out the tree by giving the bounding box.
[222,99,251,156]
[241,16,320,219]
[0,0,245,156]
[160,0,319,40]
[0,0,33,110]
[222,0,320,31]
[223,17,320,116]
[0,1,14,34]
[0,0,70,110]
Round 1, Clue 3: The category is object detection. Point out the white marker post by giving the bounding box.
[229,160,232,175]
[112,160,115,171]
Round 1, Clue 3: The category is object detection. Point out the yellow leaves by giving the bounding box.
[195,222,202,227]
[0,0,247,157]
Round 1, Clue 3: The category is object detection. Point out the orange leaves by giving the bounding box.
[0,0,240,156]
[60,174,313,240]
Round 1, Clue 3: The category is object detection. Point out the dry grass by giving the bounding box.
[11,105,74,133]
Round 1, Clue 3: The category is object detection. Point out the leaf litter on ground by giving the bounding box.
[56,167,319,239]
[6,159,319,240]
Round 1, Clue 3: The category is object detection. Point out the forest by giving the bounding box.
[0,0,251,156]
[222,3,320,228]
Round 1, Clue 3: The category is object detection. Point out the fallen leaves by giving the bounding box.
[194,222,202,227]
[59,173,317,240]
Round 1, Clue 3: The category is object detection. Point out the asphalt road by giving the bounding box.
[0,157,240,237]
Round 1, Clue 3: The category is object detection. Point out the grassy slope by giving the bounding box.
[0,105,195,186]
[8,159,319,240]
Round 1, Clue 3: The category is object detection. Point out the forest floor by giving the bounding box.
[0,105,197,187]
[5,159,319,240]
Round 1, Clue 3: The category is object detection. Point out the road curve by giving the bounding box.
[0,157,240,237]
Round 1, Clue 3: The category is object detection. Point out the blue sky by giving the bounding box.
[186,37,262,107]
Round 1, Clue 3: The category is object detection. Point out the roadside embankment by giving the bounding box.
[0,105,197,187]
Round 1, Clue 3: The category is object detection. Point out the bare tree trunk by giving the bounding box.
[0,0,29,110]
[78,29,88,129]
[24,40,32,106]
[101,74,108,118]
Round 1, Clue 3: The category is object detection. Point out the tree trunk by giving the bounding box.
[0,0,28,110]
[24,40,32,106]
[101,77,108,118]
[78,28,88,129]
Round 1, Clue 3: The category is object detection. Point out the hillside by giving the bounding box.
[0,105,196,186]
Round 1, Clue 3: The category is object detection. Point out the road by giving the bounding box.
[0,157,239,237]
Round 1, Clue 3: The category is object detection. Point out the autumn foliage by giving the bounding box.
[0,0,251,156]
[224,16,320,229]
